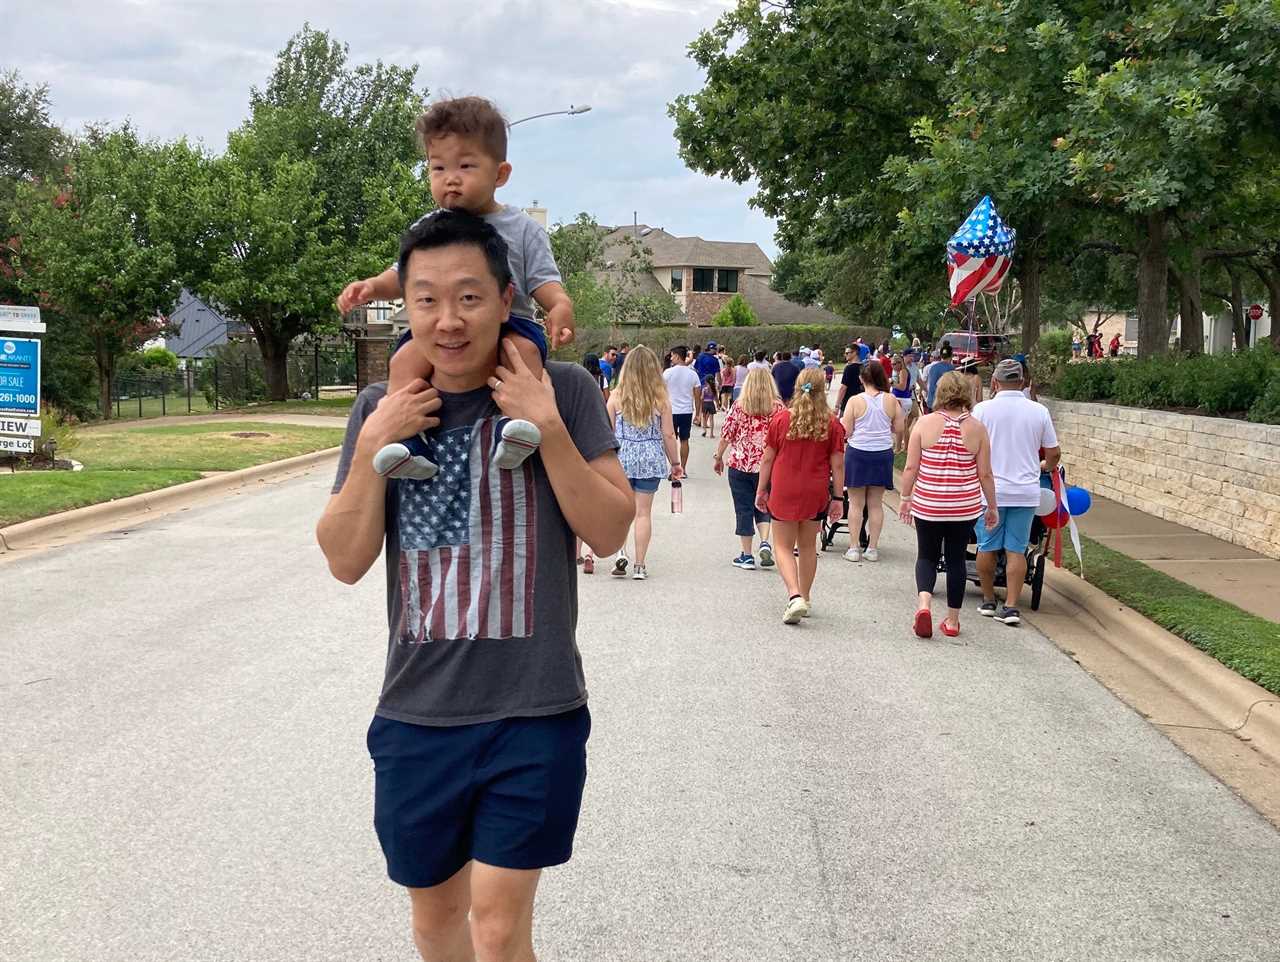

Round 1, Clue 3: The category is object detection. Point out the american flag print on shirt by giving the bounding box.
[946,195,1016,306]
[396,417,537,644]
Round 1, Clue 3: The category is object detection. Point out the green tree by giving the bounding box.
[12,126,197,417]
[1054,1,1280,355]
[712,293,758,327]
[199,25,426,399]
[550,213,680,328]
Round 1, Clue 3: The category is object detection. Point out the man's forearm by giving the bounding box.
[538,422,633,554]
[316,438,389,584]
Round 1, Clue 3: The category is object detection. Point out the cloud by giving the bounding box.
[3,0,778,256]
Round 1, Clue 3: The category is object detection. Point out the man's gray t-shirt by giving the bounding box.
[332,362,618,726]
[401,205,561,318]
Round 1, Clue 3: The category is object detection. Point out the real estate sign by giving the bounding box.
[0,305,46,334]
[0,337,41,417]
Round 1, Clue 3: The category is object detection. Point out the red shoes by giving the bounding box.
[913,609,933,638]
[940,621,960,637]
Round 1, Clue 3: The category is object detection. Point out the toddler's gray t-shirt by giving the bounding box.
[400,205,561,318]
[332,362,618,726]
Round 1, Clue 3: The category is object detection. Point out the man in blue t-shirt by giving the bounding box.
[856,338,872,363]
[600,346,617,384]
[773,351,801,401]
[925,343,955,410]
[693,342,721,426]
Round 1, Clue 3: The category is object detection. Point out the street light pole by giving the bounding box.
[508,105,592,128]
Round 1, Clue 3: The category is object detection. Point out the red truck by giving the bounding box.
[936,331,1009,365]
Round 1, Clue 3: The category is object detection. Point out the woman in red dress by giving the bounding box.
[755,368,847,625]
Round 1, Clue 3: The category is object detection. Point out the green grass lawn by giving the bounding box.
[1061,534,1280,696]
[1,421,345,526]
[0,469,203,526]
[110,391,214,420]
[221,397,356,416]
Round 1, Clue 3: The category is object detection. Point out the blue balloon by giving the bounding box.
[1066,486,1092,516]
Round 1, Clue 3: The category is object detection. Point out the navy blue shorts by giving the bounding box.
[393,313,548,363]
[672,413,693,440]
[367,705,590,888]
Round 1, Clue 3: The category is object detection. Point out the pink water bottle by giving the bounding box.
[670,479,683,514]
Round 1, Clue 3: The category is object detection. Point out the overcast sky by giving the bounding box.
[2,0,779,258]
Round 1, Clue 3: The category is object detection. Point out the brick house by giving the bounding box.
[600,225,846,327]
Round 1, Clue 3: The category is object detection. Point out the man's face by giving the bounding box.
[606,350,617,364]
[403,242,513,389]
[426,134,511,213]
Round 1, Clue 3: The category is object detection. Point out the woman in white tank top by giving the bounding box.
[839,359,903,562]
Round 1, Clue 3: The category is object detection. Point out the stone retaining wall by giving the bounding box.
[1042,399,1280,560]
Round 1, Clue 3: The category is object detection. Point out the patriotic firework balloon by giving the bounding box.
[946,196,1017,306]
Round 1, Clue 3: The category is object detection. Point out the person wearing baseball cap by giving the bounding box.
[970,358,1062,626]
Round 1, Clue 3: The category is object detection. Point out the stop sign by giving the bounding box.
[1249,303,1264,322]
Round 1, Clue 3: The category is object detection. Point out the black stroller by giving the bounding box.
[821,491,869,552]
[959,514,1051,611]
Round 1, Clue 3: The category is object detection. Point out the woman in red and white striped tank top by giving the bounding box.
[898,371,998,639]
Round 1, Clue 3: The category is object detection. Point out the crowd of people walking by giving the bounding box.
[581,337,1061,638]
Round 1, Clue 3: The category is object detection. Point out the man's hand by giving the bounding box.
[490,338,563,432]
[362,379,441,449]
[337,279,376,314]
[983,504,1000,530]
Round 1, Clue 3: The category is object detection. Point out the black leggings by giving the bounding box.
[915,518,973,610]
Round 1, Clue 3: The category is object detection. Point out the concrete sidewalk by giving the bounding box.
[1076,496,1280,623]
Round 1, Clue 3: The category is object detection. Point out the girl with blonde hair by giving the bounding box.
[714,368,783,569]
[755,368,847,624]
[606,345,684,581]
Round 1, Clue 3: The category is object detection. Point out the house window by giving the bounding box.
[692,268,715,292]
[670,269,683,292]
[717,269,738,293]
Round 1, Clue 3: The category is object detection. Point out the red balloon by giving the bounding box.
[1041,506,1070,529]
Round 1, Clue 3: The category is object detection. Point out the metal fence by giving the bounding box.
[110,344,358,419]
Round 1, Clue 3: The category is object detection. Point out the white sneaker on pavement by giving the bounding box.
[864,547,880,562]
[844,547,862,563]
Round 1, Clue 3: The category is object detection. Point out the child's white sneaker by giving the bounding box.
[843,547,862,563]
[373,442,438,480]
[493,419,541,470]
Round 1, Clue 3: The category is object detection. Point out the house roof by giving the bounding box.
[602,226,773,275]
[740,274,847,326]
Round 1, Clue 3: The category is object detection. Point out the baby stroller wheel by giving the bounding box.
[1030,552,1046,611]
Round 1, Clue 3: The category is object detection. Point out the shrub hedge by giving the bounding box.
[553,324,890,364]
[1047,343,1280,422]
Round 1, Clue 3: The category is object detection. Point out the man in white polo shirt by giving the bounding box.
[972,358,1061,626]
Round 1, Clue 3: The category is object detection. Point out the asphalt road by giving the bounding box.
[4,433,1280,962]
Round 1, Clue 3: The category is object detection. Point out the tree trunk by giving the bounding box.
[1267,255,1280,349]
[1228,268,1246,349]
[257,332,291,401]
[1136,210,1171,357]
[1019,245,1042,354]
[95,336,114,419]
[1173,250,1204,355]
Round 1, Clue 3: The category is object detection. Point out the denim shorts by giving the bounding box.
[629,476,661,494]
[367,706,590,888]
[974,506,1036,554]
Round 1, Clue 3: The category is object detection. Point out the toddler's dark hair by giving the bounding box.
[416,96,508,162]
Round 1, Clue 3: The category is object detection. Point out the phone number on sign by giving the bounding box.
[0,392,36,405]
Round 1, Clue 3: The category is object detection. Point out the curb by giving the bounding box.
[1032,564,1280,767]
[884,472,1280,768]
[0,446,340,555]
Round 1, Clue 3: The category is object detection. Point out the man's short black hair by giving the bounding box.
[940,342,953,359]
[604,345,616,353]
[781,351,792,360]
[397,209,513,294]
[671,345,689,361]
[754,351,766,362]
